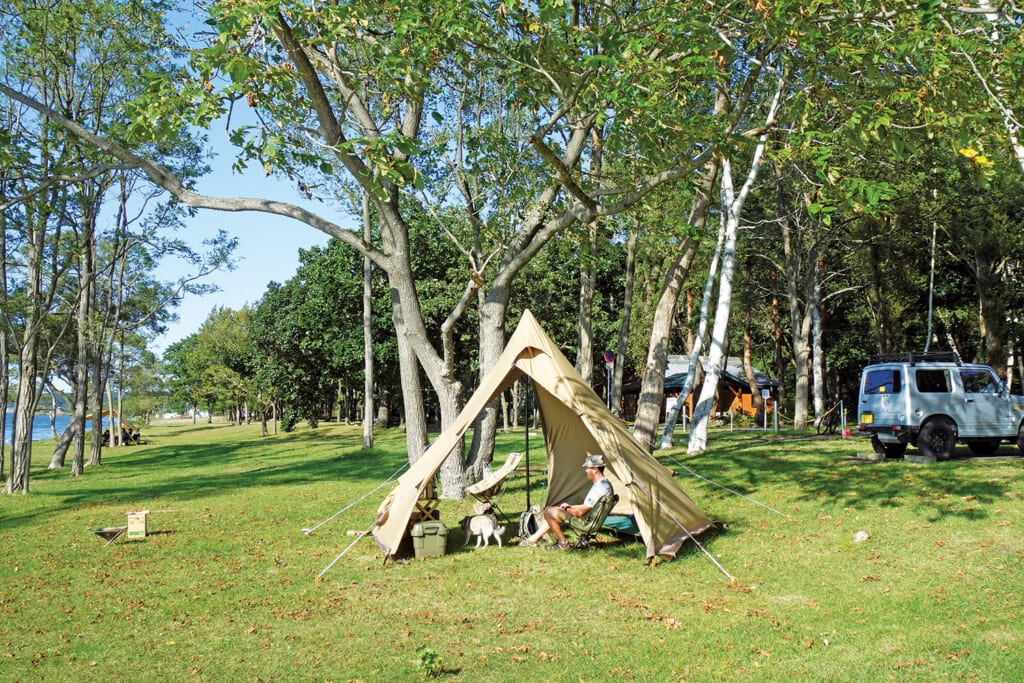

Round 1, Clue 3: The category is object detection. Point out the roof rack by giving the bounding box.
[868,351,961,366]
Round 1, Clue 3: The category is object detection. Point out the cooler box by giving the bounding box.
[411,521,447,559]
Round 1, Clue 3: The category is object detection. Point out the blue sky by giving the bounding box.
[150,147,347,354]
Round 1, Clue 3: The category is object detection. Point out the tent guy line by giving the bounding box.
[316,519,378,582]
[302,461,410,537]
[611,446,733,581]
[662,454,790,519]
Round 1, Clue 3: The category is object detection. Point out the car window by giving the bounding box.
[865,369,901,394]
[915,369,950,393]
[960,369,1001,394]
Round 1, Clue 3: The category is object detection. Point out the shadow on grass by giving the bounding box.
[3,428,412,532]
[658,433,1020,522]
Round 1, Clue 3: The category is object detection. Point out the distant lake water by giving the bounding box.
[4,413,77,445]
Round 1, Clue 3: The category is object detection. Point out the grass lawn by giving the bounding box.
[1,419,1021,681]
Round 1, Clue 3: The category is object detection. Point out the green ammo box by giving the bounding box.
[411,521,447,559]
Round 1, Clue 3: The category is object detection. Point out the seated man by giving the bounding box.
[519,454,613,550]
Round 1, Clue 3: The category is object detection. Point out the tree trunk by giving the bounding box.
[66,253,92,477]
[392,297,430,461]
[609,231,638,418]
[466,291,509,483]
[48,378,83,471]
[782,209,814,431]
[499,391,509,433]
[375,387,391,427]
[362,192,375,450]
[633,159,720,451]
[660,201,727,449]
[772,277,786,407]
[576,221,597,385]
[48,387,58,439]
[6,201,48,493]
[8,341,39,494]
[0,200,7,482]
[973,247,1008,370]
[811,257,825,419]
[87,346,105,466]
[689,77,783,452]
[511,380,520,430]
[688,162,745,453]
[49,420,76,470]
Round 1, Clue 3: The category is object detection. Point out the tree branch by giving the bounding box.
[0,82,393,270]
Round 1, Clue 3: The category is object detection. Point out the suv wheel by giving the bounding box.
[917,418,956,461]
[967,440,1000,456]
[871,435,907,459]
[1018,423,1024,455]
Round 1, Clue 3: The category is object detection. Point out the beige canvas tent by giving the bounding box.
[373,310,716,564]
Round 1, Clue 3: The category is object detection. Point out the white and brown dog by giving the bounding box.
[459,512,506,548]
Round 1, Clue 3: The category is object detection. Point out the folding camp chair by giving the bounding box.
[465,451,524,523]
[565,493,619,550]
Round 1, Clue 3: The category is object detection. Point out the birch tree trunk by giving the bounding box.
[660,203,727,449]
[688,161,743,454]
[689,76,784,454]
[632,160,720,451]
[362,193,374,450]
[972,1,1024,177]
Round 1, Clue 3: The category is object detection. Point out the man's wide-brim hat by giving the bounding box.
[582,454,606,468]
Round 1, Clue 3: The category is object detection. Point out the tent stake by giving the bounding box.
[663,454,789,519]
[302,461,409,536]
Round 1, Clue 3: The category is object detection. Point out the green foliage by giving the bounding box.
[415,645,443,678]
[249,238,397,424]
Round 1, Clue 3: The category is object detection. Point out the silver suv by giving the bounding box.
[857,352,1024,460]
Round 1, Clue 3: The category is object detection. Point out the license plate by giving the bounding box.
[860,413,873,425]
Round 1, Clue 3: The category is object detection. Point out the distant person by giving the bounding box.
[518,454,613,550]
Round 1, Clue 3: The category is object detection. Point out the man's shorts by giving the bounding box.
[548,507,571,525]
